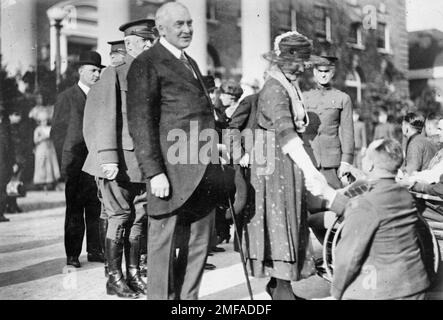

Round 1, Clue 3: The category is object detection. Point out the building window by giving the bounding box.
[207,0,218,23]
[345,55,365,104]
[345,70,363,104]
[314,5,332,42]
[377,22,390,52]
[348,23,364,49]
[277,0,297,32]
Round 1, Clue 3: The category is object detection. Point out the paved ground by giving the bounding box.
[0,191,442,300]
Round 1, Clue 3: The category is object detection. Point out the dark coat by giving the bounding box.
[331,178,430,300]
[126,42,216,216]
[83,55,143,183]
[51,84,87,178]
[404,133,439,175]
[224,93,259,161]
[303,86,355,168]
[0,121,13,185]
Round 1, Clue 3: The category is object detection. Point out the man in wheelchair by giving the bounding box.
[307,139,432,300]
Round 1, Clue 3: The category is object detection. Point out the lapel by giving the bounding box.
[154,42,202,90]
[73,84,86,104]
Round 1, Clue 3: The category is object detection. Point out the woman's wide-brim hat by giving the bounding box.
[263,31,322,65]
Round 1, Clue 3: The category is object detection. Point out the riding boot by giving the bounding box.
[105,238,139,299]
[99,219,109,277]
[125,237,148,295]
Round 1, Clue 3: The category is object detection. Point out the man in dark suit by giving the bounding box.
[126,2,220,300]
[0,108,13,223]
[51,52,104,268]
[83,20,157,298]
[303,56,354,189]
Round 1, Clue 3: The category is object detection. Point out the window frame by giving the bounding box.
[314,4,332,43]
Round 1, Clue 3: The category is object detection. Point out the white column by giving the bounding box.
[179,0,208,74]
[1,0,37,76]
[97,0,130,66]
[241,0,271,88]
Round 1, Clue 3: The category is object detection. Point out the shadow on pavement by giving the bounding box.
[0,257,100,288]
[14,201,66,213]
[0,237,64,254]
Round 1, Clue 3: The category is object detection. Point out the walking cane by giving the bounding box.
[219,163,254,301]
[194,70,254,300]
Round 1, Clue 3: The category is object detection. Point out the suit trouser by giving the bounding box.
[0,182,7,215]
[64,172,101,257]
[146,166,219,300]
[97,178,147,243]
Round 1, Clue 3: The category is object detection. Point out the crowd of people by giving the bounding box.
[1,1,443,300]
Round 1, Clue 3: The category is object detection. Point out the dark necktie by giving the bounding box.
[180,52,195,76]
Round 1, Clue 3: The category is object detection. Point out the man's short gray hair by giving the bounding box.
[155,2,188,27]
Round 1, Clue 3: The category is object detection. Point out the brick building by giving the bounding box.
[408,29,443,104]
[1,0,409,105]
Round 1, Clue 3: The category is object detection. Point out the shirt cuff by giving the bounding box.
[98,149,119,165]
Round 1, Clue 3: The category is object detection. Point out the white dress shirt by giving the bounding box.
[78,81,90,96]
[159,37,196,78]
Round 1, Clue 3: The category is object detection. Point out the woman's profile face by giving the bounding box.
[279,61,305,81]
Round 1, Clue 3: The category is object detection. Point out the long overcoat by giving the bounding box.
[83,55,143,182]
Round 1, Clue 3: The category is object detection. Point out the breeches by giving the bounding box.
[97,178,147,243]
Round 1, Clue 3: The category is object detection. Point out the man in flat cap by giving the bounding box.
[126,2,221,300]
[303,55,354,189]
[83,19,156,299]
[108,40,127,66]
[51,51,105,269]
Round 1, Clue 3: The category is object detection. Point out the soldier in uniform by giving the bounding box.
[82,19,156,298]
[108,40,127,66]
[303,55,354,189]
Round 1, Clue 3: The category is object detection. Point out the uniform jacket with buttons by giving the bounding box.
[303,85,355,168]
[82,54,144,183]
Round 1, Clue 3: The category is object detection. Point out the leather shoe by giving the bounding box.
[88,252,105,263]
[211,246,226,253]
[204,263,216,270]
[67,256,81,268]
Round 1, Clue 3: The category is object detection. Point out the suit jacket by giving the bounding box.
[303,85,355,168]
[224,93,259,161]
[83,55,143,183]
[404,133,439,175]
[51,84,87,178]
[126,42,216,216]
[0,122,13,185]
[331,178,430,300]
[353,120,367,150]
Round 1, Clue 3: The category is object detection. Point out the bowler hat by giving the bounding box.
[77,51,105,69]
[119,19,156,40]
